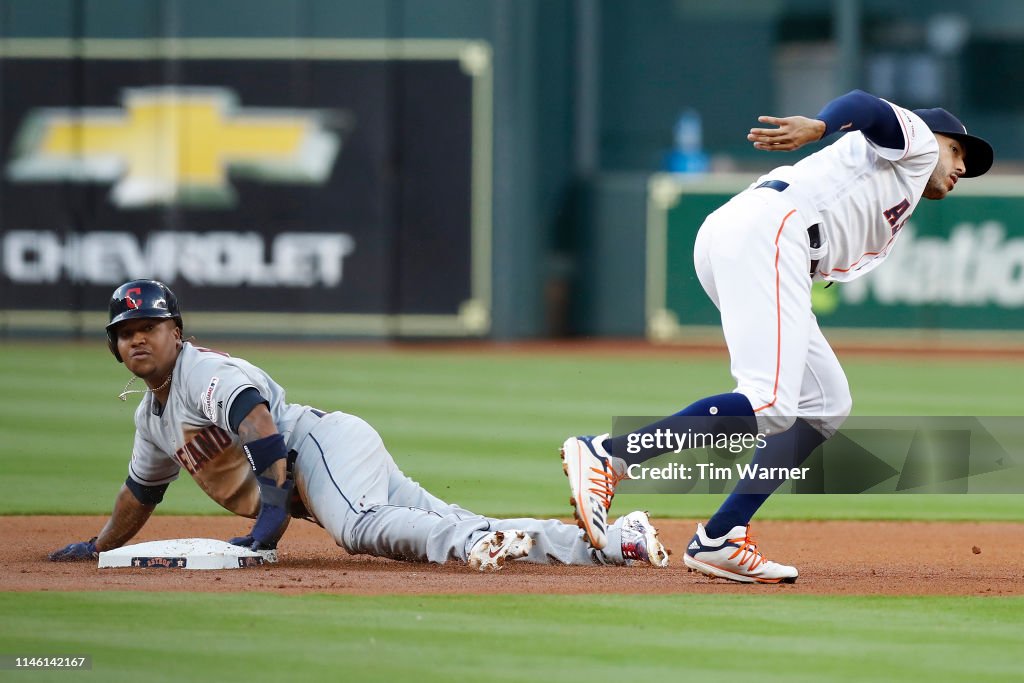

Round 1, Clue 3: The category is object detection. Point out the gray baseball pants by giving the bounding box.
[292,411,626,565]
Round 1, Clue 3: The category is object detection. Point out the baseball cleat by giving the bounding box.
[683,523,798,584]
[561,434,626,550]
[467,530,534,571]
[618,510,670,568]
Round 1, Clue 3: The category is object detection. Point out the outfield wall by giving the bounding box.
[2,1,1023,342]
[0,0,573,340]
[643,173,1024,343]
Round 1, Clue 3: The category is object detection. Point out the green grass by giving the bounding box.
[4,341,1024,683]
[0,592,1021,683]
[2,341,1023,519]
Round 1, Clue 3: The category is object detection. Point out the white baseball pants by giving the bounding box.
[693,188,853,437]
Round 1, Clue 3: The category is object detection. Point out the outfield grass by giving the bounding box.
[3,341,1023,683]
[1,341,1021,519]
[0,592,1021,683]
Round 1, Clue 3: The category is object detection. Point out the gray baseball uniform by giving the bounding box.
[128,341,629,565]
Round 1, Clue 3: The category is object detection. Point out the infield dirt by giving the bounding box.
[5,517,1022,596]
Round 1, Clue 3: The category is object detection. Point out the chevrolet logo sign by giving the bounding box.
[6,86,344,208]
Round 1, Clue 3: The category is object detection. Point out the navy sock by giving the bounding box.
[704,418,828,538]
[605,392,756,464]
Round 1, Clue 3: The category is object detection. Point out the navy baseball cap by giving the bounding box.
[912,107,993,178]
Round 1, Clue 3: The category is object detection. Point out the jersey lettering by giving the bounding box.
[174,424,233,474]
[883,198,911,232]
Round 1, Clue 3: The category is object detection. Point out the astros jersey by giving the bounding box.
[757,102,938,282]
[127,342,313,516]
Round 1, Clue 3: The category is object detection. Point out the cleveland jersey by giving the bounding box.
[126,342,314,516]
[757,102,938,282]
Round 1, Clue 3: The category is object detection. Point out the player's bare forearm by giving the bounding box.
[95,485,156,551]
[238,404,287,485]
[748,115,826,152]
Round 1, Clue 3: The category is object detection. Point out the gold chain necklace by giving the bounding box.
[118,373,172,401]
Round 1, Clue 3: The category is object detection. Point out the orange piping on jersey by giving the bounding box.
[818,233,898,276]
[753,208,797,414]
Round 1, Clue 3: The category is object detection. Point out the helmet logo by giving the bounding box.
[125,287,142,310]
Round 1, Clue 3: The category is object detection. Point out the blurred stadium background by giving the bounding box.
[2,0,1024,347]
[4,6,1024,681]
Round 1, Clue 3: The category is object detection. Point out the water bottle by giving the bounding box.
[666,108,709,174]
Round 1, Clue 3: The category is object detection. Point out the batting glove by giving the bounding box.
[233,477,293,551]
[49,537,98,562]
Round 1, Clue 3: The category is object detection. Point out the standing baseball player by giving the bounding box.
[50,279,669,570]
[560,90,993,583]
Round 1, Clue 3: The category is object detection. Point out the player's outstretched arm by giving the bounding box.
[95,484,158,550]
[749,90,904,153]
[748,115,826,152]
[48,484,157,561]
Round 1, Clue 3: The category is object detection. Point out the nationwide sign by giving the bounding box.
[645,174,1024,337]
[0,39,493,337]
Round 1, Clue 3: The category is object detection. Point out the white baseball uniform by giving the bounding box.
[692,102,938,435]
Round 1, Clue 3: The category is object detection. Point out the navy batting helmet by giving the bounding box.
[106,279,183,362]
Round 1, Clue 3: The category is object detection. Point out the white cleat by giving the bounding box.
[683,523,798,584]
[618,511,670,568]
[467,530,534,571]
[560,434,625,550]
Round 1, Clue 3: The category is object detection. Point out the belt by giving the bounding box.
[755,179,790,192]
[756,179,821,276]
[809,227,821,277]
